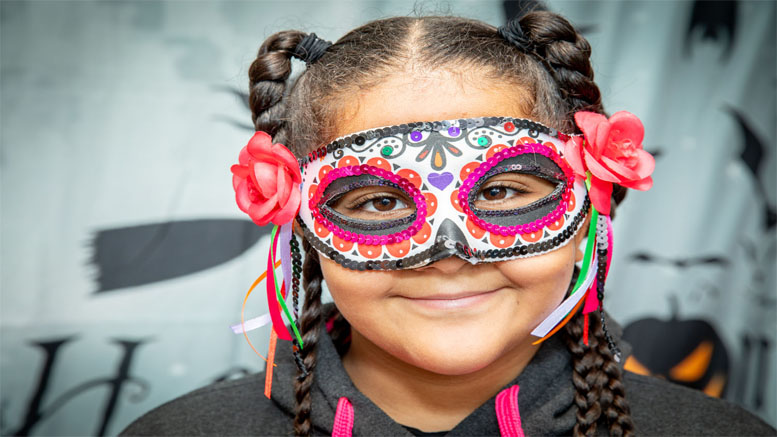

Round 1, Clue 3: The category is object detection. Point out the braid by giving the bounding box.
[519,11,603,121]
[565,312,603,436]
[248,30,305,144]
[564,311,635,436]
[293,238,324,437]
[600,325,634,436]
[518,11,628,214]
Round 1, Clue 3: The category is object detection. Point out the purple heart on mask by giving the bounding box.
[427,172,454,190]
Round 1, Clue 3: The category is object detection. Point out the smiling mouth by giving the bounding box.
[401,289,502,310]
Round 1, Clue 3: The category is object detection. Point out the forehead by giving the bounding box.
[334,70,532,138]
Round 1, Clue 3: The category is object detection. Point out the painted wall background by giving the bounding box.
[1,1,774,435]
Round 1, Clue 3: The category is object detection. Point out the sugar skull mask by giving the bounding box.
[297,116,590,270]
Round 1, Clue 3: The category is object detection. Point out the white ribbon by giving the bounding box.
[531,251,598,338]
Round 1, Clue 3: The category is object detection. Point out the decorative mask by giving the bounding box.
[297,116,589,270]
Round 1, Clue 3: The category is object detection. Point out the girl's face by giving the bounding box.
[319,69,586,376]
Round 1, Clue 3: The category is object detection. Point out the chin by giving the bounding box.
[397,329,526,376]
[415,354,500,376]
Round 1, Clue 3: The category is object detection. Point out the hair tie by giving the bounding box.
[497,20,534,52]
[293,33,332,66]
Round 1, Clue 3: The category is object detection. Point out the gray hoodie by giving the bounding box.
[122,323,775,436]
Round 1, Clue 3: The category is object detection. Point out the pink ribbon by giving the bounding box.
[267,230,292,341]
[582,279,599,315]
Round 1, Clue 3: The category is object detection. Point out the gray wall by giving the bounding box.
[1,1,774,435]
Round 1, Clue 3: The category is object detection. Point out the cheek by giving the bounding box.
[319,256,397,317]
[496,245,576,321]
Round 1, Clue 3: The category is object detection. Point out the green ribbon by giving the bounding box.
[270,225,304,348]
[568,174,598,297]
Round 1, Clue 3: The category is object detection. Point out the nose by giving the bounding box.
[414,218,473,273]
[417,254,469,274]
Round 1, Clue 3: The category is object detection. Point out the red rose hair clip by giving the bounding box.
[231,131,302,226]
[565,111,655,215]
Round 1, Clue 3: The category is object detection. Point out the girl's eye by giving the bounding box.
[361,196,408,212]
[475,185,527,205]
[330,186,415,220]
[481,186,512,201]
[474,173,556,211]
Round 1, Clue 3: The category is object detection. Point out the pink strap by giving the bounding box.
[495,385,525,437]
[332,397,354,437]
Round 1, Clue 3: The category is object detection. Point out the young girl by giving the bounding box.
[123,11,774,437]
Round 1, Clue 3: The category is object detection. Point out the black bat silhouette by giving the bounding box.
[503,0,547,20]
[502,0,598,35]
[630,252,730,269]
[213,85,254,131]
[727,106,776,229]
[685,0,738,61]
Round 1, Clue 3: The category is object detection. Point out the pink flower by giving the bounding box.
[231,131,301,226]
[565,111,655,215]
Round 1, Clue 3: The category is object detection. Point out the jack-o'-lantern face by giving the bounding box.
[623,316,729,397]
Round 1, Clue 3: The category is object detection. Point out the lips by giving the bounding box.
[400,288,502,310]
[414,290,495,300]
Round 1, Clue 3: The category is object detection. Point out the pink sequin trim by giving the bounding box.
[458,143,575,236]
[310,165,427,243]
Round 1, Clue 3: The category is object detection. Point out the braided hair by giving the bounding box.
[291,239,324,436]
[248,11,632,436]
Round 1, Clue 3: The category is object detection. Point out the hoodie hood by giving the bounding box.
[268,309,631,436]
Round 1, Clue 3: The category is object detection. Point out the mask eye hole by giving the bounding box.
[330,185,415,220]
[462,145,570,229]
[313,168,423,237]
[474,173,557,211]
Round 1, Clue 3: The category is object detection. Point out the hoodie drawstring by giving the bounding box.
[495,385,525,437]
[331,385,524,437]
[332,397,354,437]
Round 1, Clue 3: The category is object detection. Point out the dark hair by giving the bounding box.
[249,11,632,437]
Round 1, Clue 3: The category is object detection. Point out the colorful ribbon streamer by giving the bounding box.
[239,260,282,363]
[530,194,600,343]
[268,225,304,346]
